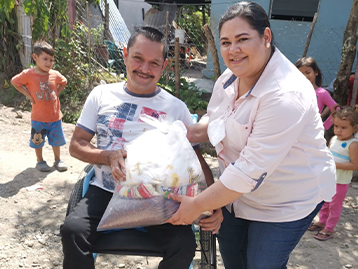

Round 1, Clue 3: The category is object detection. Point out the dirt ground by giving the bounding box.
[1,104,358,269]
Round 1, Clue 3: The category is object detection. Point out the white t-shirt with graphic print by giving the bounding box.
[77,81,196,192]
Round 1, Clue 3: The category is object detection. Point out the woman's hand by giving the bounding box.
[108,149,127,183]
[166,194,202,226]
[199,208,223,234]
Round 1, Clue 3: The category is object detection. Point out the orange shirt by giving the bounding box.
[12,68,67,122]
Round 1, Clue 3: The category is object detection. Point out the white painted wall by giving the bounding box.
[117,0,151,33]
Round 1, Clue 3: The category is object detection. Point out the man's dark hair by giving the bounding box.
[127,26,168,60]
[33,40,55,57]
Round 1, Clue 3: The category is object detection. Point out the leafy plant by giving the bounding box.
[0,84,24,106]
[54,22,99,123]
[158,71,208,113]
[0,1,23,76]
[179,6,210,54]
[22,0,99,42]
[91,24,105,46]
[22,0,51,41]
[55,21,122,123]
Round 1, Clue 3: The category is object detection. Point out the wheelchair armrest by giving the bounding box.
[82,165,95,197]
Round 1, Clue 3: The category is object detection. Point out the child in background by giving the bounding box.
[308,105,358,241]
[295,57,337,142]
[11,40,68,172]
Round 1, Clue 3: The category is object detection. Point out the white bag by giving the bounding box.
[97,118,208,231]
[123,117,204,188]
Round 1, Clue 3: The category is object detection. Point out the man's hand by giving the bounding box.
[199,208,223,234]
[107,149,127,183]
[70,127,128,184]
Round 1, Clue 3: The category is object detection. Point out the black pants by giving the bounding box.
[60,185,196,269]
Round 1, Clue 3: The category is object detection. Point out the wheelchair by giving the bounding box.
[66,164,217,269]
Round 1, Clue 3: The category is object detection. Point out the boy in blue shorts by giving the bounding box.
[11,40,68,172]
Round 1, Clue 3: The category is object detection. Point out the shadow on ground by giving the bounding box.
[0,167,54,198]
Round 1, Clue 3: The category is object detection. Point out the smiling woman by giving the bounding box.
[218,16,272,97]
[166,2,336,269]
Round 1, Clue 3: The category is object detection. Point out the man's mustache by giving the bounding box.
[133,70,154,79]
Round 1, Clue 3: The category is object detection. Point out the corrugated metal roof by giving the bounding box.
[143,4,177,32]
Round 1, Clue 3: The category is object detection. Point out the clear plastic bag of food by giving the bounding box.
[97,118,210,231]
[123,117,204,187]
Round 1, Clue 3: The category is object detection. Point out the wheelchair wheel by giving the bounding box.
[65,164,93,216]
[199,229,216,269]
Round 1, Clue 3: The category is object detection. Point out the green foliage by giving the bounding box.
[1,0,15,20]
[91,23,105,45]
[0,1,23,76]
[158,72,208,113]
[0,85,23,106]
[55,39,88,124]
[61,109,82,125]
[22,0,99,41]
[23,0,50,40]
[54,23,96,123]
[179,6,210,53]
[54,22,121,123]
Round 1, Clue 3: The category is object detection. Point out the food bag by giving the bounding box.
[97,118,210,231]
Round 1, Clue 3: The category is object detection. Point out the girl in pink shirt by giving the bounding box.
[295,57,337,130]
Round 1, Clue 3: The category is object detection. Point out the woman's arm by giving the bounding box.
[166,180,241,226]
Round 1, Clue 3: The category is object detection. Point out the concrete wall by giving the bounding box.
[204,0,355,90]
[117,0,151,33]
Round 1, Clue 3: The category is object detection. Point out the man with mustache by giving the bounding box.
[60,26,222,269]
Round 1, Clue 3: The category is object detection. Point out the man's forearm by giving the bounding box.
[69,139,111,166]
[195,180,242,212]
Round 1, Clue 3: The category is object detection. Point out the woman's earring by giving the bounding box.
[266,43,271,49]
